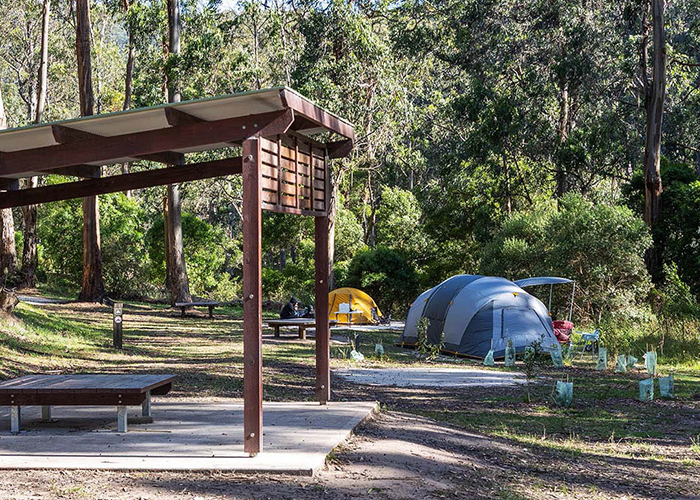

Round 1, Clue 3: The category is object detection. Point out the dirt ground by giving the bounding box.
[2,300,699,499]
[0,410,696,500]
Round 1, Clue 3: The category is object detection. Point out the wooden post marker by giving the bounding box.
[113,302,123,349]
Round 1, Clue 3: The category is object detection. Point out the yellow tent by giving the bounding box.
[328,287,382,324]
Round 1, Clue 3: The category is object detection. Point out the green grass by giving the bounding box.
[2,298,700,466]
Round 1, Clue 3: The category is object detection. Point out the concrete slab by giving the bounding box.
[0,400,376,475]
[334,367,526,388]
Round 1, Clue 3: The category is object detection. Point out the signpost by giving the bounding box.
[113,302,123,349]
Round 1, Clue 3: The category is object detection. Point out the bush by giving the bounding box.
[37,193,150,298]
[261,239,315,305]
[480,194,652,323]
[146,213,238,299]
[623,159,700,289]
[342,246,419,315]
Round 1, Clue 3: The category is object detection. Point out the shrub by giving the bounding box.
[146,213,237,299]
[37,192,150,298]
[342,246,419,315]
[481,194,652,323]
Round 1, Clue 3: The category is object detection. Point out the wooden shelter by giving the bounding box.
[0,87,355,456]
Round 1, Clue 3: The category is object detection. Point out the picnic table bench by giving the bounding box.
[265,318,337,340]
[174,301,224,318]
[0,374,175,433]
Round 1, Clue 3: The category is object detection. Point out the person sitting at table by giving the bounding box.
[280,297,300,319]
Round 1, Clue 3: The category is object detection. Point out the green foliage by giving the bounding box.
[145,213,238,299]
[658,263,700,321]
[37,192,150,298]
[342,246,419,314]
[261,239,315,304]
[481,194,652,322]
[375,186,427,258]
[624,160,700,287]
[334,204,365,263]
[416,317,440,362]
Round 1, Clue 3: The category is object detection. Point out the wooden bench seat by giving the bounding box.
[265,318,336,340]
[0,374,175,433]
[174,301,224,318]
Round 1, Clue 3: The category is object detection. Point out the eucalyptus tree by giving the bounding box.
[163,0,193,304]
[0,82,17,281]
[75,0,105,302]
[20,0,51,289]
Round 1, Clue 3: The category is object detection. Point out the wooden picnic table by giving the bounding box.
[0,374,175,433]
[174,301,224,318]
[265,318,337,340]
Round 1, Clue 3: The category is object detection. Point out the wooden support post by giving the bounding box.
[41,405,51,421]
[315,215,330,404]
[142,390,151,417]
[117,405,127,432]
[10,406,21,433]
[113,302,123,349]
[242,138,263,456]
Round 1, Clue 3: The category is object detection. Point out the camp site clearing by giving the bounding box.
[1,298,699,499]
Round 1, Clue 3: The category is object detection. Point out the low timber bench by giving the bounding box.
[0,374,175,433]
[265,318,337,340]
[174,301,224,318]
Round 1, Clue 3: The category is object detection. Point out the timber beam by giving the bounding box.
[0,157,242,209]
[326,139,353,159]
[164,107,204,127]
[0,109,293,177]
[279,89,355,140]
[51,125,184,165]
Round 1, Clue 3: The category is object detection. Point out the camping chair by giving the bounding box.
[371,307,391,325]
[572,329,600,359]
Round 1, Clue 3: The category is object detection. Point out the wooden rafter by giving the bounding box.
[52,124,184,165]
[327,139,353,159]
[164,107,204,126]
[0,109,293,177]
[280,89,355,140]
[0,157,242,209]
[0,179,19,191]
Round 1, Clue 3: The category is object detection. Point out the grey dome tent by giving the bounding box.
[398,275,561,359]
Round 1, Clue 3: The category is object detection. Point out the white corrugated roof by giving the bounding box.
[0,87,354,177]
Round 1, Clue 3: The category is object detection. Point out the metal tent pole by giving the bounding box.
[568,282,576,323]
[548,284,553,312]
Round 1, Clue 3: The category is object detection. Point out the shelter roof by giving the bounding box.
[513,277,573,287]
[0,87,354,179]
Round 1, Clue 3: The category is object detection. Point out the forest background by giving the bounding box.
[1,0,699,359]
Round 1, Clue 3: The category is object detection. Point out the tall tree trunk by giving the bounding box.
[20,177,38,288]
[164,0,191,304]
[20,0,51,289]
[555,79,570,199]
[76,0,104,302]
[502,154,512,215]
[121,0,135,198]
[0,74,17,284]
[642,0,666,279]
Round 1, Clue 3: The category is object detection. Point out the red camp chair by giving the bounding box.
[553,320,573,343]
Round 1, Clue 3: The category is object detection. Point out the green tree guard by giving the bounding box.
[615,354,627,373]
[596,348,607,370]
[658,374,674,399]
[639,378,654,401]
